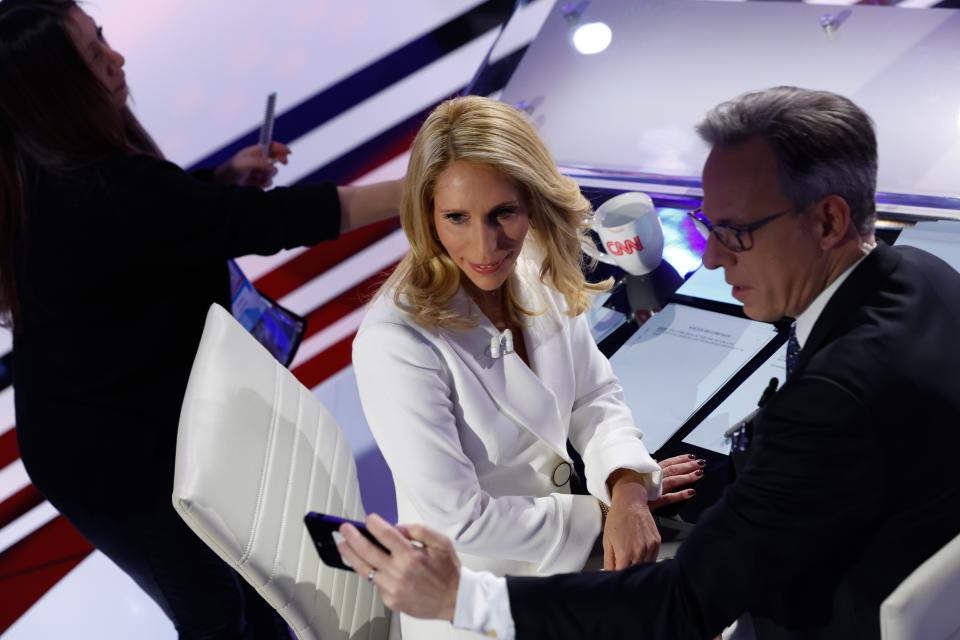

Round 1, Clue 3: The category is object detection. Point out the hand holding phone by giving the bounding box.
[304,512,389,572]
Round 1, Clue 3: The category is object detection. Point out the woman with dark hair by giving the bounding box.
[0,1,400,637]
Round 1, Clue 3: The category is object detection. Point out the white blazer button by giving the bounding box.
[552,462,572,487]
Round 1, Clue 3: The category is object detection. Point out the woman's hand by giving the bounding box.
[213,141,291,189]
[648,454,704,511]
[602,469,661,569]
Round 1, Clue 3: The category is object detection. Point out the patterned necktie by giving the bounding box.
[786,324,801,381]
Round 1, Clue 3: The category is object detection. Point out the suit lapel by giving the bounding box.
[440,287,571,461]
[736,245,898,466]
[797,242,900,373]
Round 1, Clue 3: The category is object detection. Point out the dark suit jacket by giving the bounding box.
[13,154,340,513]
[508,243,960,639]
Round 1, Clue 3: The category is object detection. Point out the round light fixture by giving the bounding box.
[571,21,612,55]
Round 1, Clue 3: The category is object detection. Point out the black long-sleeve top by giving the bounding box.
[12,153,341,512]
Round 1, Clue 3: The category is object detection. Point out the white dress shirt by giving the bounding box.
[451,246,875,639]
[793,246,872,348]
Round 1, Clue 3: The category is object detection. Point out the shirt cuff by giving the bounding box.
[595,467,663,505]
[452,567,516,640]
[583,438,663,504]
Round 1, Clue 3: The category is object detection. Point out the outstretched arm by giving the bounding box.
[214,140,402,231]
[337,179,402,232]
[337,514,696,640]
[340,376,883,640]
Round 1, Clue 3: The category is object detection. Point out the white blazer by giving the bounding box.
[353,252,661,637]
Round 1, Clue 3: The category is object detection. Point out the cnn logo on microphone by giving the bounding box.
[605,235,644,256]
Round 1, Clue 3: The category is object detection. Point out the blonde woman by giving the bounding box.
[352,96,701,638]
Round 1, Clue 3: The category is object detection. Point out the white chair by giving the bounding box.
[881,531,960,640]
[173,303,393,640]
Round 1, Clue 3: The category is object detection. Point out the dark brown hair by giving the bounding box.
[0,0,159,328]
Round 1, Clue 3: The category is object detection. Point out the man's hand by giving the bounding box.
[649,454,704,511]
[603,469,661,569]
[213,141,291,189]
[339,514,461,622]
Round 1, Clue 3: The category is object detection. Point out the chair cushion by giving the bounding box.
[173,304,391,640]
[881,531,960,640]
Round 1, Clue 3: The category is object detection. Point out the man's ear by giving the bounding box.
[813,195,854,250]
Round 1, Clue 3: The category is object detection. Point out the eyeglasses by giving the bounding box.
[687,206,796,253]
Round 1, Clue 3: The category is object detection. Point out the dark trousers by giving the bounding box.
[51,493,290,640]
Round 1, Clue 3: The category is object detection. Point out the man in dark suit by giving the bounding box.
[339,86,960,639]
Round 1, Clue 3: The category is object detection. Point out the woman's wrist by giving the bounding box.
[607,468,651,507]
[597,499,609,529]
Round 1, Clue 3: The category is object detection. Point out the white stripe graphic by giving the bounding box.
[896,0,943,7]
[233,247,309,283]
[0,458,30,505]
[0,500,58,557]
[232,1,548,281]
[290,307,370,370]
[488,0,554,60]
[275,29,501,188]
[278,229,410,316]
[350,150,410,187]
[0,387,15,436]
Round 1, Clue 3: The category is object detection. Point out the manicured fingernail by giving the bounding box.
[688,489,696,496]
[697,459,707,467]
[687,454,697,459]
[695,469,704,477]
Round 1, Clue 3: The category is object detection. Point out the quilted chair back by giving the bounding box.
[881,531,960,640]
[173,304,391,640]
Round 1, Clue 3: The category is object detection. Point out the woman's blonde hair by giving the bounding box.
[381,95,609,329]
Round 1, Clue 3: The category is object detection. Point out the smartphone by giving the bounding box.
[303,512,389,572]
[258,92,277,158]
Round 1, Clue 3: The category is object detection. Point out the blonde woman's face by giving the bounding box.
[433,160,529,293]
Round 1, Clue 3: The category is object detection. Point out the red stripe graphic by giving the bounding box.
[253,218,401,300]
[302,263,399,340]
[0,516,94,634]
[289,263,400,390]
[291,333,356,389]
[0,484,44,531]
[0,428,18,470]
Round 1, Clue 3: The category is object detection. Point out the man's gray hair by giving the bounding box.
[696,86,877,236]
